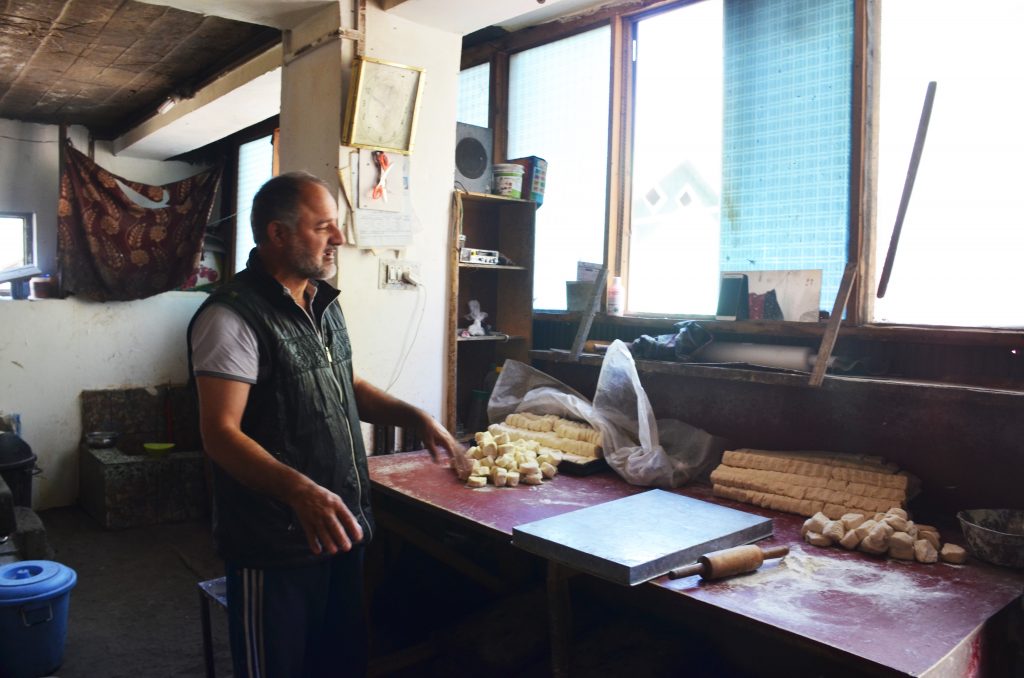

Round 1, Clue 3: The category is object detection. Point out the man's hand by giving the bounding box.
[415,409,465,465]
[285,478,364,556]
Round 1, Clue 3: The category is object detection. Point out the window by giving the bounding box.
[234,134,275,273]
[458,63,490,127]
[474,0,1022,334]
[871,1,1024,328]
[507,27,611,310]
[0,212,38,293]
[629,2,723,314]
[630,0,852,316]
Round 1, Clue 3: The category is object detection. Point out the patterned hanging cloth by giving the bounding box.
[57,143,223,301]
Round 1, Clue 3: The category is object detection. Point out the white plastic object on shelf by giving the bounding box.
[607,276,625,316]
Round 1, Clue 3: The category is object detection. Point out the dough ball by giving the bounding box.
[805,531,831,547]
[840,513,867,531]
[822,520,846,543]
[914,539,938,563]
[888,532,914,560]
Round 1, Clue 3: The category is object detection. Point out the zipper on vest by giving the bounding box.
[320,303,373,542]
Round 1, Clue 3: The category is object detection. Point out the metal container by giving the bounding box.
[957,509,1024,568]
[84,432,118,449]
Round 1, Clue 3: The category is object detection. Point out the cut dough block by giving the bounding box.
[914,539,938,563]
[466,476,487,488]
[940,544,967,564]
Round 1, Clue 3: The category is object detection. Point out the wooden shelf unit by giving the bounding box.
[446,191,536,435]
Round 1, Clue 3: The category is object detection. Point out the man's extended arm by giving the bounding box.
[195,375,363,556]
[353,375,464,465]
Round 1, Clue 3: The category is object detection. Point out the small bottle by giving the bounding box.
[607,276,625,316]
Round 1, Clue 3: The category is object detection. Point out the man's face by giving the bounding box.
[282,183,343,280]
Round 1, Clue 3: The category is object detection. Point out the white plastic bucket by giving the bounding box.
[493,163,525,198]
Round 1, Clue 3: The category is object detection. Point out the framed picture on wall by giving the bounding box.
[342,56,425,155]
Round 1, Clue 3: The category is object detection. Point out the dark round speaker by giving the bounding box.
[455,136,488,180]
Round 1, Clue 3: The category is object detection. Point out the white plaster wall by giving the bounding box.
[0,119,212,508]
[340,6,460,418]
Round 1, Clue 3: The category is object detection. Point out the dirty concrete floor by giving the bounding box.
[38,507,777,678]
[40,506,230,678]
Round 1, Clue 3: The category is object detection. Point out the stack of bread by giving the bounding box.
[456,412,602,488]
[710,448,916,520]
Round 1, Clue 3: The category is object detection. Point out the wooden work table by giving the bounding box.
[368,451,1024,676]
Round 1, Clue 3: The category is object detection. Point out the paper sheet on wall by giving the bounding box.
[738,269,822,322]
[347,149,413,249]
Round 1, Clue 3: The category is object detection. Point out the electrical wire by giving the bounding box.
[385,279,427,392]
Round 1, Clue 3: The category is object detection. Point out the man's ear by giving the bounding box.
[266,220,289,246]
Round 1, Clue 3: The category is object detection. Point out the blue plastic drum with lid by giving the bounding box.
[0,560,78,678]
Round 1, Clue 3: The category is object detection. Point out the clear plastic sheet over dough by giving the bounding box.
[487,340,727,488]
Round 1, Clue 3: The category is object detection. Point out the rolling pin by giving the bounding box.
[668,544,789,580]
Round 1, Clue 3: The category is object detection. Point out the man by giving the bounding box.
[188,171,463,677]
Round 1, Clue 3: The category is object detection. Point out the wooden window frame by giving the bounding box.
[462,0,1023,348]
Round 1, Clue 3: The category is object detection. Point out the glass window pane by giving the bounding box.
[0,214,31,271]
[629,2,723,315]
[629,0,852,317]
[458,63,490,127]
[234,135,275,272]
[509,27,611,310]
[872,1,1024,328]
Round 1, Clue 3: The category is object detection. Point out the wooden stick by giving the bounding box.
[810,263,858,387]
[877,81,937,298]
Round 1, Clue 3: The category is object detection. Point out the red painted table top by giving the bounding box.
[369,451,1024,676]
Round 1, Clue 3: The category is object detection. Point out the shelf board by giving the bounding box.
[529,349,1024,396]
[458,263,528,271]
[458,334,526,343]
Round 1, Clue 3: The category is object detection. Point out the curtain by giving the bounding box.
[57,143,222,301]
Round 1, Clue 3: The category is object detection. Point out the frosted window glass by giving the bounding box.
[509,27,610,310]
[629,2,723,315]
[872,1,1024,328]
[458,63,490,127]
[234,135,274,272]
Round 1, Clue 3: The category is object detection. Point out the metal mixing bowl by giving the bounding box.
[957,509,1024,568]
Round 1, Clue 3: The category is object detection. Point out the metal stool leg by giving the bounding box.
[199,583,216,678]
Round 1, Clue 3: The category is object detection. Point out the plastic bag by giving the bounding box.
[487,340,726,488]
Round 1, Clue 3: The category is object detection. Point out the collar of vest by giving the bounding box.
[239,247,341,317]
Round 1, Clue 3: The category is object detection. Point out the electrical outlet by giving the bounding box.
[378,259,421,290]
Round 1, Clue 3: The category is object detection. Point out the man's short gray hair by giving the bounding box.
[250,171,331,244]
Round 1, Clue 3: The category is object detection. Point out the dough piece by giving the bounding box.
[853,519,877,542]
[859,523,892,555]
[882,515,908,533]
[518,461,540,475]
[916,524,939,535]
[466,476,487,488]
[506,470,520,487]
[522,473,543,485]
[940,544,968,564]
[914,539,938,563]
[841,513,867,531]
[540,461,557,479]
[492,467,508,487]
[919,530,941,550]
[888,532,915,560]
[839,529,862,550]
[822,520,846,543]
[801,513,829,537]
[805,531,831,547]
[904,521,919,539]
[886,507,908,520]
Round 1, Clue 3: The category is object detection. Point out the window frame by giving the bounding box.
[463,0,1021,345]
